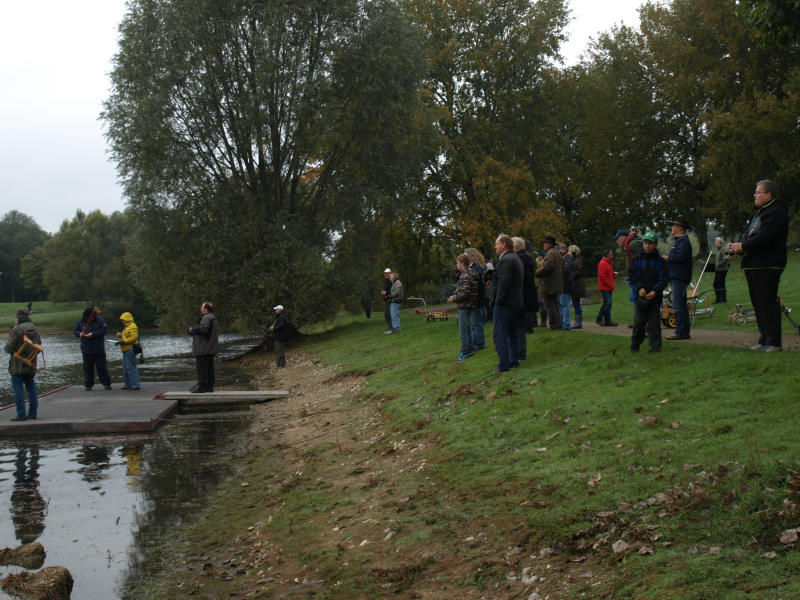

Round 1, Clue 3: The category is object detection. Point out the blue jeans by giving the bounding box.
[122,349,141,389]
[558,293,572,329]
[671,279,690,337]
[11,374,38,418]
[471,306,486,349]
[458,308,474,355]
[390,302,401,331]
[493,306,519,371]
[598,290,613,324]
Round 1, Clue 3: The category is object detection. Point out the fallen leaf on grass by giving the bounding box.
[612,540,629,553]
[546,432,559,441]
[536,447,548,453]
[779,529,798,544]
[762,551,778,559]
[587,473,602,488]
[639,545,654,555]
[639,416,659,426]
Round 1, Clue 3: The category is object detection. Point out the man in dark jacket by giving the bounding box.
[269,304,289,367]
[490,234,523,372]
[188,301,219,392]
[663,219,692,340]
[513,237,537,359]
[728,180,789,352]
[559,243,574,330]
[380,268,393,333]
[73,307,112,391]
[6,309,42,421]
[615,229,644,303]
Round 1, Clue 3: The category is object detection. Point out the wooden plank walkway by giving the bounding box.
[0,383,289,437]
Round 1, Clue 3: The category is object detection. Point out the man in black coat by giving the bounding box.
[728,179,789,352]
[490,234,524,372]
[269,304,290,367]
[73,307,112,391]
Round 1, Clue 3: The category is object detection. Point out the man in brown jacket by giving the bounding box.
[5,309,42,421]
[535,236,563,330]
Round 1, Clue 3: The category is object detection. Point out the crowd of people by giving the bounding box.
[388,179,790,370]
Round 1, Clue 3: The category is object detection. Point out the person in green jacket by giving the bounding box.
[5,309,42,421]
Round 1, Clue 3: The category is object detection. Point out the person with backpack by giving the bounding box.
[5,309,42,421]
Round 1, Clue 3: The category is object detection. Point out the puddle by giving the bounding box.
[0,409,260,599]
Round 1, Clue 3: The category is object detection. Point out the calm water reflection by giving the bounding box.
[0,413,255,599]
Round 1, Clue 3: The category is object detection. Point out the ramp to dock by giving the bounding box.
[0,383,288,437]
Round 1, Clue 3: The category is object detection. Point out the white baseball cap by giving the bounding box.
[273,305,284,311]
[384,268,391,273]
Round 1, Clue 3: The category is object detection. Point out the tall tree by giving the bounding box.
[0,211,49,302]
[40,210,133,306]
[103,0,427,328]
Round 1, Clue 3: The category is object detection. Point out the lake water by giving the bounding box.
[0,333,267,599]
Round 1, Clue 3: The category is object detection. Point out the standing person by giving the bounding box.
[663,218,693,340]
[447,255,479,361]
[465,248,487,350]
[535,236,563,330]
[5,309,42,421]
[115,312,140,390]
[728,179,789,352]
[569,245,586,328]
[380,268,393,334]
[187,301,219,392]
[614,229,644,303]
[713,237,729,304]
[490,234,523,372]
[596,249,617,326]
[558,243,573,330]
[388,273,403,333]
[512,238,538,360]
[268,305,289,367]
[73,307,112,391]
[630,233,668,352]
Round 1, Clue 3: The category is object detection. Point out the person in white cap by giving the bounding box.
[380,267,393,334]
[268,305,289,367]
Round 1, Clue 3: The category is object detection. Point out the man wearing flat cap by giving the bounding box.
[663,218,692,340]
[535,235,563,330]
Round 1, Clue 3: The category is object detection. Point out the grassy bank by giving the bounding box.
[138,255,800,599]
[0,301,86,333]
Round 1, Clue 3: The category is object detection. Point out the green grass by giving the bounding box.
[0,301,87,333]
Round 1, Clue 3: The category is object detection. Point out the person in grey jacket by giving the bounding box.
[5,309,42,421]
[388,273,404,333]
[188,301,219,392]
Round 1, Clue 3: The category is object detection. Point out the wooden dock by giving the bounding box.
[0,383,289,437]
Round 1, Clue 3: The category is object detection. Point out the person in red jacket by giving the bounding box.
[596,249,618,326]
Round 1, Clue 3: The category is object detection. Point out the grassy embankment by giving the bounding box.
[139,254,800,599]
[0,301,86,334]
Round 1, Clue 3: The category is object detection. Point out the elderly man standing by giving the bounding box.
[512,237,537,359]
[269,304,289,367]
[664,218,692,341]
[535,236,563,330]
[490,234,524,372]
[388,272,404,333]
[728,180,789,352]
[188,301,219,393]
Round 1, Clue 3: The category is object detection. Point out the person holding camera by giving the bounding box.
[630,232,668,353]
[115,312,140,390]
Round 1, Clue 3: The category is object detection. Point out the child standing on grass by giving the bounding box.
[596,249,617,326]
[630,232,668,352]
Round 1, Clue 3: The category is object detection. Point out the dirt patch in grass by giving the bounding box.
[145,349,616,599]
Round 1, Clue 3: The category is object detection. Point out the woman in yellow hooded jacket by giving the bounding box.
[115,312,140,390]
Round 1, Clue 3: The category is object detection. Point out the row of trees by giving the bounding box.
[6,1,798,330]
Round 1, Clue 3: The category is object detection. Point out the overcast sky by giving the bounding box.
[0,0,643,234]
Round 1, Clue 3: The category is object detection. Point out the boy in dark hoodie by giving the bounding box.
[630,232,668,352]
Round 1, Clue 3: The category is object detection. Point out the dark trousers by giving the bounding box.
[83,352,111,388]
[542,294,561,329]
[514,311,528,359]
[632,300,662,351]
[670,279,690,337]
[492,305,520,371]
[195,354,215,391]
[384,302,392,330]
[275,341,286,367]
[713,270,728,303]
[745,268,783,347]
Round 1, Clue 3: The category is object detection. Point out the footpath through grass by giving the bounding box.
[304,311,800,598]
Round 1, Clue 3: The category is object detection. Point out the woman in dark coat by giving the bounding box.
[569,245,586,328]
